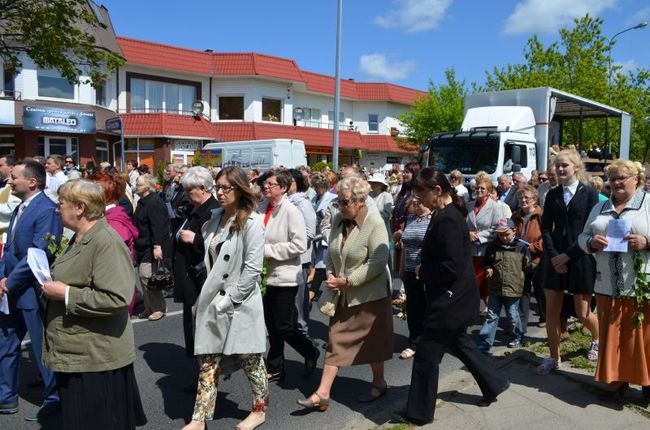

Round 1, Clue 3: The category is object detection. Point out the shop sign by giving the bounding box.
[23,106,96,134]
[105,117,122,132]
[386,156,401,164]
[172,140,200,151]
[305,145,343,155]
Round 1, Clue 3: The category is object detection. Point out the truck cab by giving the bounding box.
[422,106,537,185]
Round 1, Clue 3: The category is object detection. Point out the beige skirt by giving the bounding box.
[325,296,394,367]
[595,295,650,386]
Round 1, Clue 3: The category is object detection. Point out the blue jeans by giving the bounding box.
[477,294,523,353]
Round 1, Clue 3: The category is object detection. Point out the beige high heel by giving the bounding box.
[296,393,330,411]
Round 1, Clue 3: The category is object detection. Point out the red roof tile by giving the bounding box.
[116,37,426,104]
[121,113,218,139]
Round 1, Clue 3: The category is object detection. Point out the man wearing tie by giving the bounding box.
[0,159,62,421]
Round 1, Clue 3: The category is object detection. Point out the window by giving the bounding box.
[95,82,107,106]
[328,111,345,128]
[368,114,379,132]
[218,96,244,120]
[96,140,109,163]
[262,98,281,122]
[38,136,78,159]
[130,77,197,114]
[38,68,75,99]
[0,135,15,156]
[2,65,15,97]
[298,107,321,127]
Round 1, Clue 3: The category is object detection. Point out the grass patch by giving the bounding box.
[526,321,596,371]
[569,356,596,371]
[381,424,414,430]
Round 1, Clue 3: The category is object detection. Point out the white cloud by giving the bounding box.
[358,53,416,81]
[631,7,650,25]
[374,0,453,33]
[504,0,618,35]
[614,59,638,75]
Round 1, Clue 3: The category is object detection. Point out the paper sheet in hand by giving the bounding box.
[604,218,631,253]
[0,295,8,315]
[27,248,52,285]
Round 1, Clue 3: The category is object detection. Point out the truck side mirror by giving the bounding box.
[511,145,522,164]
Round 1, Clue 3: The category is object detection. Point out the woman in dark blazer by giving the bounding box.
[394,167,508,426]
[536,150,600,375]
[134,174,173,321]
[173,167,219,356]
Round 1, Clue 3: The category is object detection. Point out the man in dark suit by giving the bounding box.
[0,159,62,421]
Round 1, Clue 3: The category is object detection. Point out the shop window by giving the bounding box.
[262,98,281,122]
[96,140,109,163]
[0,135,15,156]
[368,114,379,132]
[218,96,244,120]
[38,136,78,158]
[38,68,75,100]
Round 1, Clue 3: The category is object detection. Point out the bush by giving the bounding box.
[312,161,333,172]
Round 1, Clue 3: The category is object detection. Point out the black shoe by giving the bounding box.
[642,386,650,400]
[24,402,61,422]
[477,396,497,407]
[390,411,429,426]
[303,350,320,378]
[0,401,18,414]
[267,368,285,382]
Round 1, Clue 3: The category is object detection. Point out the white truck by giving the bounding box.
[420,87,631,184]
[200,138,307,171]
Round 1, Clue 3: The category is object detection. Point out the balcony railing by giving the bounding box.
[0,90,21,100]
[124,107,195,116]
[295,119,358,131]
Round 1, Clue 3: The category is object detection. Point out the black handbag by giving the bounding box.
[147,259,174,291]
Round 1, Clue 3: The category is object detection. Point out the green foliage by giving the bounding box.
[192,151,205,167]
[398,68,466,146]
[156,160,166,188]
[0,0,124,86]
[629,250,649,327]
[260,260,269,297]
[482,14,650,160]
[311,161,333,173]
[44,233,69,259]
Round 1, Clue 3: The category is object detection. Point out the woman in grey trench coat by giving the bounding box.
[183,166,267,430]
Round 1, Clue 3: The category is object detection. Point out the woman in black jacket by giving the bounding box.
[173,167,219,356]
[536,150,600,375]
[134,174,173,321]
[394,167,508,426]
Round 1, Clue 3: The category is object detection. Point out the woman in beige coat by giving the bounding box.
[297,176,392,411]
[184,166,267,430]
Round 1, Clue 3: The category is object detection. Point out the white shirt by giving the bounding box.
[46,170,69,196]
[562,180,579,206]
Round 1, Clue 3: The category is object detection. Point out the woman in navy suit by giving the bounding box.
[536,150,600,375]
[393,167,508,426]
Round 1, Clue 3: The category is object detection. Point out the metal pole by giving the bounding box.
[119,118,125,172]
[332,0,342,171]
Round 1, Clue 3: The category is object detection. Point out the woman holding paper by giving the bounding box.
[578,160,650,399]
[41,180,146,429]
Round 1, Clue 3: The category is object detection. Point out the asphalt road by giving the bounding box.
[4,283,468,430]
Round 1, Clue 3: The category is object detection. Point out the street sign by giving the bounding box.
[105,117,121,132]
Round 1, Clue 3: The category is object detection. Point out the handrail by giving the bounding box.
[0,90,21,100]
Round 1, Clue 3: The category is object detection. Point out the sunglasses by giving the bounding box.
[339,198,357,207]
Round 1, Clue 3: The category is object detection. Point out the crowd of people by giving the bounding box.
[0,149,649,429]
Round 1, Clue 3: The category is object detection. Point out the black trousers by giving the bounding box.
[403,271,426,348]
[406,327,508,424]
[263,285,319,369]
[182,302,194,357]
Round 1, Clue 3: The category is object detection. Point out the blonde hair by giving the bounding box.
[605,159,645,187]
[589,176,604,192]
[554,149,587,183]
[136,174,157,193]
[475,177,494,193]
[336,176,370,201]
[58,179,105,221]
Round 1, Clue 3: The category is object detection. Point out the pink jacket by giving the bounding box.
[106,205,138,264]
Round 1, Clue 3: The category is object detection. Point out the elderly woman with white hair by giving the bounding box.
[134,174,172,321]
[297,175,392,411]
[173,167,220,356]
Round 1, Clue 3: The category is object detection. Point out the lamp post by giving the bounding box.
[332,0,343,171]
[606,21,647,155]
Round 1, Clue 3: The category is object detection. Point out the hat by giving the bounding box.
[367,172,388,187]
[388,174,398,185]
[495,218,515,232]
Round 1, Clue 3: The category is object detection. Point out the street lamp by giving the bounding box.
[606,21,647,155]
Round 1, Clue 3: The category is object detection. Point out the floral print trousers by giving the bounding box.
[192,353,269,422]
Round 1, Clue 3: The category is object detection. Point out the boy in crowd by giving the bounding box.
[477,218,534,353]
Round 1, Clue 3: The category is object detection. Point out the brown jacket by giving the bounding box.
[511,206,543,264]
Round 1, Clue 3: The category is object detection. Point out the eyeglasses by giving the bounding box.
[609,175,634,184]
[538,177,548,182]
[65,160,74,164]
[214,184,236,193]
[339,198,357,207]
[263,181,280,189]
[519,195,536,202]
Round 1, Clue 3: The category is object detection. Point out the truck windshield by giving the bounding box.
[427,133,500,174]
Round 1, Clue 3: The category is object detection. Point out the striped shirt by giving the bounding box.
[402,214,431,273]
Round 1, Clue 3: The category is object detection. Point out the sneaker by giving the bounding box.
[507,339,522,348]
[535,358,559,375]
[587,341,599,361]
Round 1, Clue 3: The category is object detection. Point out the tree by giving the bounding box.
[398,68,466,149]
[0,0,124,86]
[482,15,650,160]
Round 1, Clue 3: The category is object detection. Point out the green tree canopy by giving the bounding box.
[0,0,124,86]
[398,68,466,148]
[483,15,650,161]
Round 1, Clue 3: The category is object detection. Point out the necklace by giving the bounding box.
[416,212,431,222]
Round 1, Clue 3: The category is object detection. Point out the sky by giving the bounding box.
[105,0,650,92]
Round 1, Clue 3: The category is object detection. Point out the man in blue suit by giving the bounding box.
[0,159,62,421]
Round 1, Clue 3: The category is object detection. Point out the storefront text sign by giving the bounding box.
[172,140,200,151]
[23,106,96,134]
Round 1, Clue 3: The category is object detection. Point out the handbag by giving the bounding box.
[317,281,340,317]
[147,259,174,291]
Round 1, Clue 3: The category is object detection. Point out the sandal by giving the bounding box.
[399,347,416,360]
[357,383,388,403]
[148,311,165,321]
[296,393,330,411]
